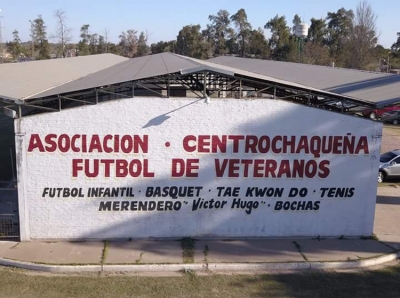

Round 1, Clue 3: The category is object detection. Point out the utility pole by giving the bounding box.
[104,28,109,53]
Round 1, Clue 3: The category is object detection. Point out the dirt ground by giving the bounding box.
[381,125,400,154]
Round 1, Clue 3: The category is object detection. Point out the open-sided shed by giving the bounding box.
[0,53,384,240]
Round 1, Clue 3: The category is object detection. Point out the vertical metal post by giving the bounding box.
[298,38,300,63]
[167,76,170,98]
[239,78,242,99]
[58,95,61,111]
[300,38,304,63]
[274,87,276,99]
[203,71,207,97]
[95,89,99,104]
[132,83,135,98]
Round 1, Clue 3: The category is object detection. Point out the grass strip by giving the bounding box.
[1,265,400,298]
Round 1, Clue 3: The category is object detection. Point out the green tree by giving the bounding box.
[292,14,302,34]
[392,37,400,52]
[208,9,234,55]
[150,40,175,54]
[230,8,252,57]
[201,25,216,57]
[225,37,239,56]
[308,18,327,44]
[264,15,294,61]
[107,43,121,55]
[6,30,21,59]
[325,8,354,65]
[89,33,98,54]
[248,28,270,59]
[176,25,208,59]
[391,36,400,69]
[97,35,107,54]
[137,32,150,57]
[292,14,301,26]
[31,15,50,60]
[78,24,91,55]
[119,29,138,58]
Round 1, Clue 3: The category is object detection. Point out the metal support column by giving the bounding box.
[58,95,61,111]
[167,76,170,98]
[239,78,242,99]
[203,71,207,97]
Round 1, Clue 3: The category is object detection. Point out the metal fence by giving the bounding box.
[0,183,19,238]
[0,214,17,237]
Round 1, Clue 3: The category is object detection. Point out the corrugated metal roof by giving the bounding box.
[178,54,360,100]
[208,56,400,105]
[33,52,202,98]
[31,53,373,107]
[0,54,128,100]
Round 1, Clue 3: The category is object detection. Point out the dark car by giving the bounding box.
[381,111,400,125]
[379,150,400,183]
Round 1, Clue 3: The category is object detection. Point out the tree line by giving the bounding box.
[5,1,400,71]
[6,9,151,61]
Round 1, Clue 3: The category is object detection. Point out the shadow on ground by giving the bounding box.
[377,195,400,205]
[233,265,400,298]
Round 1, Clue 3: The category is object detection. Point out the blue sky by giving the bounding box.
[0,0,398,48]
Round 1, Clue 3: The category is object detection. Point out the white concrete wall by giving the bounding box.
[16,97,382,240]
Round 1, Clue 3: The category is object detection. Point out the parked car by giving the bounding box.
[324,100,353,112]
[362,105,400,120]
[379,150,400,183]
[381,111,400,125]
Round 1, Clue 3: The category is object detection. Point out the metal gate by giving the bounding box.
[0,182,19,238]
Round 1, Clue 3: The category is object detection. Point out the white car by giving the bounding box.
[379,150,400,183]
